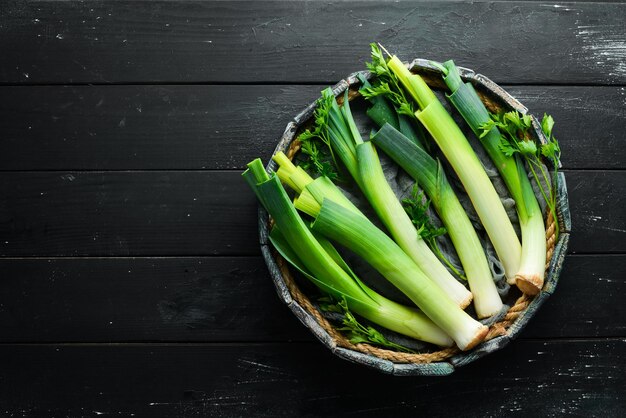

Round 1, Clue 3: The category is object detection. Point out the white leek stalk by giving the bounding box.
[439,60,546,295]
[304,88,472,308]
[386,56,522,282]
[370,124,503,317]
[310,198,488,351]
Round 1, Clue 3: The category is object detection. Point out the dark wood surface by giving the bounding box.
[2,1,625,84]
[0,86,624,170]
[1,1,624,416]
[0,255,623,342]
[0,170,623,257]
[0,340,624,417]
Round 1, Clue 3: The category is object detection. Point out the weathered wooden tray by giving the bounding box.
[258,59,571,376]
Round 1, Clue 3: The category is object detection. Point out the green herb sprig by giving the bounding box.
[403,185,467,281]
[480,111,561,238]
[298,91,339,180]
[298,140,338,181]
[320,297,417,353]
[361,44,417,119]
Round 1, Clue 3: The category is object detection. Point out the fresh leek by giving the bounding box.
[243,158,453,346]
[274,151,360,215]
[243,45,566,355]
[367,123,503,317]
[380,50,522,283]
[301,88,473,308]
[307,198,488,351]
[436,60,547,295]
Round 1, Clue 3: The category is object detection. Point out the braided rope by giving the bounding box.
[271,89,559,364]
[545,210,556,272]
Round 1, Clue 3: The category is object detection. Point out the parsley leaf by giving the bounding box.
[402,185,466,280]
[299,139,338,180]
[296,91,340,180]
[362,44,418,121]
[320,297,417,353]
[518,139,538,157]
[479,110,562,238]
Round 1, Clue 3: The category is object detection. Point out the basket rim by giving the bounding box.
[258,61,571,376]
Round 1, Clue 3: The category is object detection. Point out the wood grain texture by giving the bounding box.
[567,170,626,254]
[0,340,623,416]
[0,170,622,256]
[0,85,623,170]
[0,255,622,342]
[523,255,626,338]
[0,171,260,256]
[0,171,626,256]
[1,1,625,85]
[0,256,308,342]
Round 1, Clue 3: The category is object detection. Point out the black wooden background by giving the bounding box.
[1,1,625,416]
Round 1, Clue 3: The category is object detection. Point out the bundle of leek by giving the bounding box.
[299,192,488,351]
[435,60,549,295]
[299,87,473,308]
[378,48,523,285]
[243,158,452,347]
[360,75,503,318]
[266,155,487,349]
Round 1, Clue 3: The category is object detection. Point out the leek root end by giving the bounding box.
[515,274,543,296]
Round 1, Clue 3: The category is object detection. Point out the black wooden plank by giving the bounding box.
[0,84,319,171]
[522,255,626,338]
[1,1,625,85]
[0,85,622,170]
[0,170,623,256]
[0,255,622,343]
[0,256,308,342]
[568,170,626,254]
[0,340,623,416]
[0,171,260,257]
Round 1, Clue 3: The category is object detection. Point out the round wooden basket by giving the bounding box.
[258,60,571,376]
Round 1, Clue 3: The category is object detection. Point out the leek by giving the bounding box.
[369,123,503,317]
[274,151,360,215]
[437,60,547,295]
[359,70,503,317]
[302,87,473,308]
[243,158,453,347]
[275,152,482,311]
[382,51,522,283]
[308,198,488,351]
